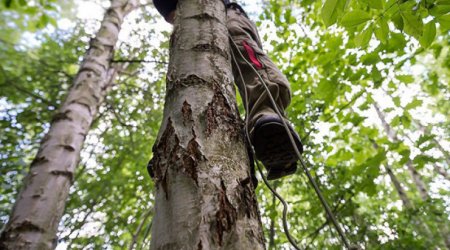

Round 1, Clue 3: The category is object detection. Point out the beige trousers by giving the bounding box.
[227,5,291,130]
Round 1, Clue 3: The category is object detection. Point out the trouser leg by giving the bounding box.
[226,4,291,131]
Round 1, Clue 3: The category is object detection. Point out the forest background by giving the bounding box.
[0,0,449,249]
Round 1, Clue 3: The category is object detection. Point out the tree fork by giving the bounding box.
[0,0,138,248]
[150,0,265,249]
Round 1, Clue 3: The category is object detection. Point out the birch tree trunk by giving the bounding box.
[373,103,450,249]
[385,164,413,208]
[370,140,413,208]
[0,1,137,248]
[149,0,265,249]
[373,102,429,200]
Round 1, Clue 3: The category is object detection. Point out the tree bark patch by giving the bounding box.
[182,136,203,185]
[51,110,72,124]
[152,118,178,199]
[237,178,258,219]
[205,89,240,139]
[152,119,205,197]
[181,100,193,126]
[215,180,237,246]
[167,75,212,92]
[192,43,229,60]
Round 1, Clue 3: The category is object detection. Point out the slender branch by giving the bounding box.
[128,207,153,250]
[0,82,56,106]
[304,194,347,249]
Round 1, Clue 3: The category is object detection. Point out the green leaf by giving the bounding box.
[429,3,450,17]
[322,0,345,27]
[386,33,407,52]
[402,12,424,38]
[369,0,383,9]
[4,0,13,7]
[360,0,383,9]
[417,134,435,146]
[413,155,438,169]
[396,74,414,83]
[405,99,423,109]
[284,9,296,24]
[375,18,389,44]
[392,12,404,31]
[391,116,400,126]
[437,14,450,31]
[350,114,366,126]
[340,10,372,27]
[392,96,401,106]
[419,21,436,48]
[316,79,338,103]
[361,52,380,65]
[355,24,373,48]
[399,149,411,165]
[371,68,382,87]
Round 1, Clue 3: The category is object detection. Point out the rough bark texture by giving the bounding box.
[150,0,265,249]
[0,1,137,248]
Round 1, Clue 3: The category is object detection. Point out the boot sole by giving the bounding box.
[252,121,303,180]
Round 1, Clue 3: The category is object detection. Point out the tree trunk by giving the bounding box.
[149,0,265,249]
[371,140,413,208]
[373,102,450,249]
[385,164,413,208]
[0,0,137,248]
[373,102,429,200]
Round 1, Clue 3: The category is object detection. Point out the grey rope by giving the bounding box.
[230,43,302,250]
[229,36,352,249]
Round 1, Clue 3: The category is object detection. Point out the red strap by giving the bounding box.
[242,41,263,69]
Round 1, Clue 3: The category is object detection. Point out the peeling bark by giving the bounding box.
[149,0,265,249]
[0,1,138,249]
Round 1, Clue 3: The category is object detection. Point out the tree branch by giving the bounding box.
[128,207,153,250]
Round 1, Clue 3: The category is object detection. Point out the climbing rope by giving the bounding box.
[229,36,352,250]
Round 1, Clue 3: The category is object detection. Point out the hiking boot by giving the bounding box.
[251,115,303,180]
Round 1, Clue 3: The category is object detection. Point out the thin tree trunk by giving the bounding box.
[129,207,153,250]
[433,165,450,181]
[0,1,137,248]
[371,140,413,208]
[149,0,265,249]
[373,102,429,200]
[373,102,450,249]
[385,164,413,208]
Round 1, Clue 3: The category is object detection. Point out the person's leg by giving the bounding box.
[226,3,303,180]
[227,3,290,129]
